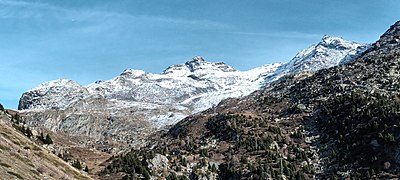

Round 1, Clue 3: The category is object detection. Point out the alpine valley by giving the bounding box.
[1,20,400,179]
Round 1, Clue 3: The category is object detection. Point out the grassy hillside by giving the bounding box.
[0,108,91,180]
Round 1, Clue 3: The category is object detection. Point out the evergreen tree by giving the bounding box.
[15,114,20,124]
[72,159,82,169]
[295,171,306,180]
[37,132,45,143]
[25,127,33,138]
[45,134,53,144]
[175,165,182,172]
[211,164,218,173]
[181,157,187,167]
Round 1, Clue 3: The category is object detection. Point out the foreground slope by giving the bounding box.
[0,108,90,180]
[101,21,400,179]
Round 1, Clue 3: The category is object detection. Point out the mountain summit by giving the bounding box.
[184,56,237,73]
[18,79,89,110]
[269,35,369,81]
[162,56,236,77]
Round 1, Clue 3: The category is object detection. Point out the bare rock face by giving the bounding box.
[147,154,169,173]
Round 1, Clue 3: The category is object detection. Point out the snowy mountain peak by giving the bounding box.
[318,35,361,50]
[184,56,233,72]
[162,64,190,77]
[321,35,343,43]
[162,56,237,77]
[264,36,370,82]
[187,56,206,63]
[29,79,81,91]
[294,35,367,68]
[184,56,208,71]
[185,56,237,73]
[20,79,89,110]
[120,69,146,77]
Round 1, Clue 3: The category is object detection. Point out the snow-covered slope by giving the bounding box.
[18,56,280,143]
[18,36,369,145]
[85,56,280,114]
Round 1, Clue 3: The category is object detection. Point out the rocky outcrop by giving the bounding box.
[18,79,89,110]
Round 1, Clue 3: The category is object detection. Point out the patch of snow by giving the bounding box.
[150,112,188,128]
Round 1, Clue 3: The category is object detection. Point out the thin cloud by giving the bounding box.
[132,15,232,29]
[0,0,232,29]
[229,31,322,39]
[0,0,70,19]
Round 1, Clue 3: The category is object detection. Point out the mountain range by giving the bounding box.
[17,36,367,149]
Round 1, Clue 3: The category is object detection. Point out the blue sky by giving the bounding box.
[0,0,399,109]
